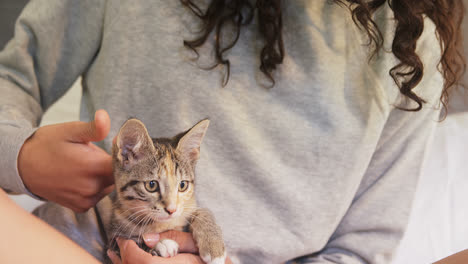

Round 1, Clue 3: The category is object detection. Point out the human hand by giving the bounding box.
[107,230,232,264]
[17,109,114,212]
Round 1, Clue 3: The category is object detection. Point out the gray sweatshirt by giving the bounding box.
[0,0,444,263]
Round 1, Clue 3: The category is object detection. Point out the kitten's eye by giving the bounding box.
[144,180,159,193]
[179,181,189,192]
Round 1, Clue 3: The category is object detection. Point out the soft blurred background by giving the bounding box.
[1,1,468,263]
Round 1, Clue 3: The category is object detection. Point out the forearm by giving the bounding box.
[0,189,100,264]
[434,250,468,264]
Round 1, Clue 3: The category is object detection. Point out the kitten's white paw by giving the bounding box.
[154,239,179,258]
[201,252,227,264]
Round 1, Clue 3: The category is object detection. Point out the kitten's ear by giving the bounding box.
[177,119,210,163]
[116,119,154,169]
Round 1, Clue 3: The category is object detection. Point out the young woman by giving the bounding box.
[0,0,464,263]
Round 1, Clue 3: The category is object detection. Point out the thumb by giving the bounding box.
[116,238,151,263]
[67,109,111,143]
[107,250,122,264]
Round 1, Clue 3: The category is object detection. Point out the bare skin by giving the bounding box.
[108,230,233,264]
[434,250,468,264]
[17,109,114,212]
[0,189,100,263]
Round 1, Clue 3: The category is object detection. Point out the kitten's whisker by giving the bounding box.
[128,209,151,241]
[112,207,148,234]
[109,208,149,248]
[111,210,147,241]
[137,213,155,245]
[122,210,146,220]
[117,206,148,217]
[112,206,149,236]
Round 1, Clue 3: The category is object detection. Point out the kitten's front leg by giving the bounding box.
[190,208,226,264]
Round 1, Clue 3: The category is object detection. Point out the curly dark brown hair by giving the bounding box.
[181,0,466,111]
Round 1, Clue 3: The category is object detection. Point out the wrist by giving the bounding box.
[7,126,42,198]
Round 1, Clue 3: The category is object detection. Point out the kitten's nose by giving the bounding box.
[165,206,177,215]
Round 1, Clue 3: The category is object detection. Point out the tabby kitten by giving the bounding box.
[108,118,226,264]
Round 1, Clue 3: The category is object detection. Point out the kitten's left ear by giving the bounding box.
[177,119,210,163]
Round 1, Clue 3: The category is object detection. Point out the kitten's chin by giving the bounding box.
[155,216,172,222]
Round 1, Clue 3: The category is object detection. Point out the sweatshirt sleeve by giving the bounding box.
[0,0,106,195]
[293,15,444,264]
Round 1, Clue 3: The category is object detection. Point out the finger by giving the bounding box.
[158,230,198,254]
[94,153,114,187]
[107,250,122,264]
[95,108,111,130]
[93,109,111,141]
[82,147,113,178]
[66,109,111,143]
[81,143,113,188]
[53,190,91,213]
[95,185,115,201]
[117,238,152,263]
[101,184,115,196]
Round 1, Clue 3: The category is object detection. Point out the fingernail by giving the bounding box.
[106,249,112,257]
[143,233,160,247]
[94,110,99,122]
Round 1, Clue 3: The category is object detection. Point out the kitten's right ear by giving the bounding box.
[115,119,154,169]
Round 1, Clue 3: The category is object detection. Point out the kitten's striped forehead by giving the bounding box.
[154,142,192,180]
